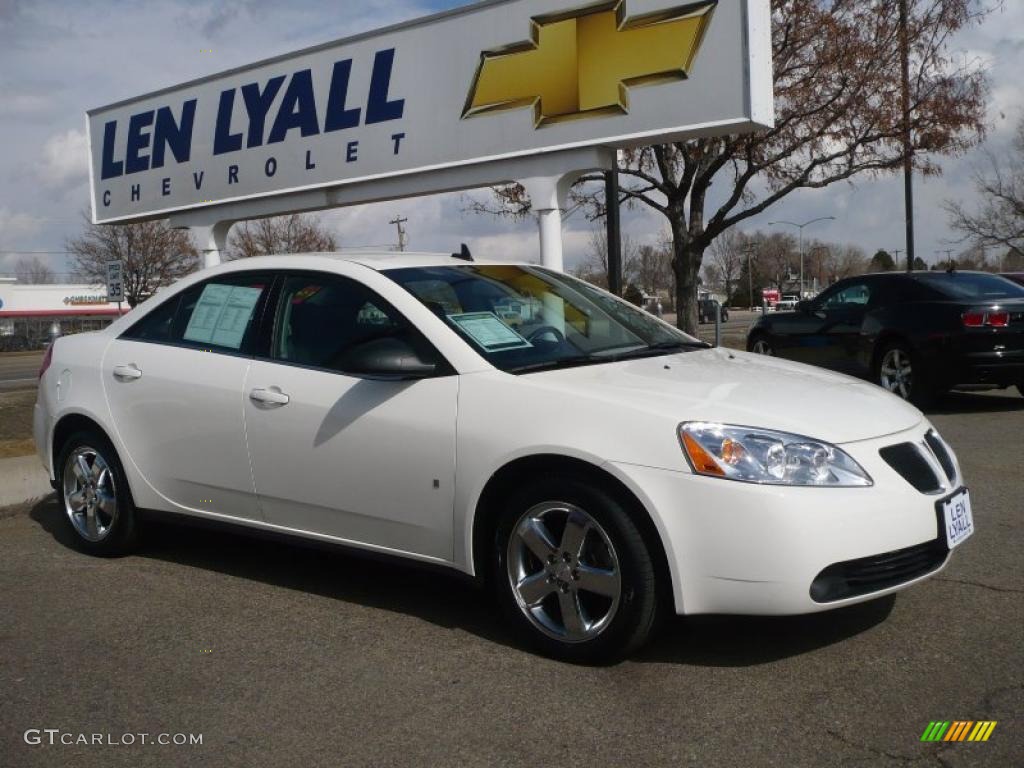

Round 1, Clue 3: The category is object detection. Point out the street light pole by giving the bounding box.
[768,216,835,298]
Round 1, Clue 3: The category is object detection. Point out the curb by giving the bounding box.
[0,455,53,508]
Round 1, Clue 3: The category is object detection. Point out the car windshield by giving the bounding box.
[914,272,1024,300]
[385,264,705,373]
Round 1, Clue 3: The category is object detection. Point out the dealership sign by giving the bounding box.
[87,0,773,224]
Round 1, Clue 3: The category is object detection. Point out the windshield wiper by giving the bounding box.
[607,340,710,361]
[508,357,612,374]
[510,341,708,374]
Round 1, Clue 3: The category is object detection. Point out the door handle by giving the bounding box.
[249,387,290,406]
[112,364,142,381]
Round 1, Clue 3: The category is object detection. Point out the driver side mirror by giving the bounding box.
[342,336,437,379]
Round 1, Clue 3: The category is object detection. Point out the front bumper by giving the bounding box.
[610,422,963,616]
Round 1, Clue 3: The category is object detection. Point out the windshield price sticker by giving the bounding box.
[448,312,533,352]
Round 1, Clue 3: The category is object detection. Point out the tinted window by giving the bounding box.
[914,272,1024,300]
[123,292,180,342]
[819,282,872,310]
[122,273,270,353]
[386,265,701,373]
[272,274,439,374]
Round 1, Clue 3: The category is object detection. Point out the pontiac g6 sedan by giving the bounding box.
[35,253,974,662]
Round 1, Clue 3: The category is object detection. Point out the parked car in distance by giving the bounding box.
[698,298,728,324]
[747,270,1024,404]
[36,253,974,662]
[775,294,801,312]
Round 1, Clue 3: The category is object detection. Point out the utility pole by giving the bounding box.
[390,216,408,252]
[935,249,954,269]
[741,241,758,311]
[898,0,916,273]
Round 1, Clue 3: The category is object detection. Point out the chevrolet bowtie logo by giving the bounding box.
[463,0,717,127]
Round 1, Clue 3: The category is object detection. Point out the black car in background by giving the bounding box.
[1003,273,1024,288]
[698,298,729,324]
[746,271,1024,404]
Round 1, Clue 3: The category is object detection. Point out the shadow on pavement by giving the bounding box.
[637,597,895,666]
[29,495,893,667]
[924,389,1023,415]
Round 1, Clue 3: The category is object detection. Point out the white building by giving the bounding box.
[0,278,126,350]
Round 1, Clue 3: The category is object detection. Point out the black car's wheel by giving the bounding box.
[492,476,659,664]
[55,430,139,556]
[874,341,937,406]
[748,333,774,355]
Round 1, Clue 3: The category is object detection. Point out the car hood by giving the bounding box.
[522,347,922,444]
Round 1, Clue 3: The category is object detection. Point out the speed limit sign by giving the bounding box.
[105,261,124,303]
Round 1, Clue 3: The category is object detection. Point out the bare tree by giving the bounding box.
[947,117,1024,252]
[756,232,799,292]
[228,214,337,259]
[478,0,989,332]
[635,244,673,297]
[15,256,55,284]
[66,216,197,306]
[572,229,638,289]
[707,229,745,303]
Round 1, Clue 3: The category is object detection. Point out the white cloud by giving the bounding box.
[37,128,89,190]
[0,207,44,241]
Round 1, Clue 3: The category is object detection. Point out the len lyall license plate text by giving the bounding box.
[942,490,974,549]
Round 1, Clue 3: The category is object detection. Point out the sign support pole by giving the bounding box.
[521,170,587,272]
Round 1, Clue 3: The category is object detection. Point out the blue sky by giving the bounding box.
[1,0,1022,278]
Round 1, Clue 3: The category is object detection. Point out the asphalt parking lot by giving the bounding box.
[1,385,1022,767]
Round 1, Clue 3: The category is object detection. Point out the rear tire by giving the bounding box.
[55,430,139,556]
[874,341,937,407]
[492,475,659,664]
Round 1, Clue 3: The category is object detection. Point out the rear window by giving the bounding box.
[914,273,1024,300]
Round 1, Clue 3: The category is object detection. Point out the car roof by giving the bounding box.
[215,251,527,272]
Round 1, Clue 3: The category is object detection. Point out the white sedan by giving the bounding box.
[34,253,973,662]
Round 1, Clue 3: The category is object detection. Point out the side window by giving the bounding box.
[820,282,871,310]
[122,293,180,342]
[272,274,439,374]
[123,273,270,353]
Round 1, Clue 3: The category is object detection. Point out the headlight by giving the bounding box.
[678,422,872,487]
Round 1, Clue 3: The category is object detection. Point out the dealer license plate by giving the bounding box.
[940,489,974,549]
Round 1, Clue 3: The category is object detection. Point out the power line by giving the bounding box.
[0,250,74,255]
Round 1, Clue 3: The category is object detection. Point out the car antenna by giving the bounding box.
[451,243,473,262]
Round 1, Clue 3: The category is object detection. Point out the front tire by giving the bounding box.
[56,430,139,556]
[749,333,774,355]
[492,476,659,664]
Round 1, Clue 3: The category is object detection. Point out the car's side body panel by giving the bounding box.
[243,359,459,561]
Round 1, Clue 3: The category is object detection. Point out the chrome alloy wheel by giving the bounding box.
[507,501,621,643]
[880,348,913,399]
[63,446,117,542]
[751,339,773,355]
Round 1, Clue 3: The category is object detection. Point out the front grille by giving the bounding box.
[810,539,948,602]
[880,443,943,493]
[924,431,956,484]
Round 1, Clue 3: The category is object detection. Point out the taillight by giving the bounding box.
[962,310,1010,328]
[988,311,1010,328]
[39,343,54,379]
